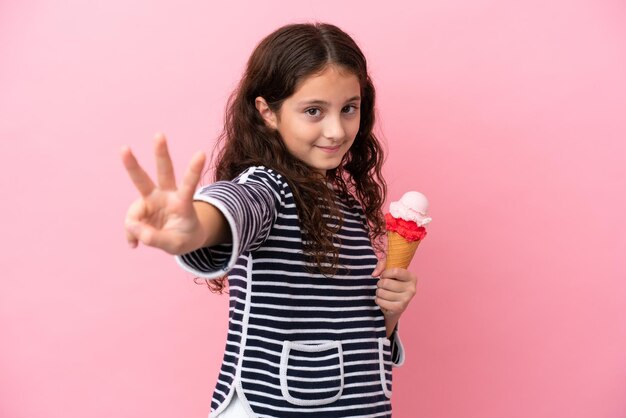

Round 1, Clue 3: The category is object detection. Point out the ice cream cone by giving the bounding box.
[386,231,421,269]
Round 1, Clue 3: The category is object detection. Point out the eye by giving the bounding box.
[305,108,322,117]
[342,105,359,114]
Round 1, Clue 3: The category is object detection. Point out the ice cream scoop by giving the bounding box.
[389,191,432,227]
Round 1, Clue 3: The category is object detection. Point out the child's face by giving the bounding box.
[266,66,361,175]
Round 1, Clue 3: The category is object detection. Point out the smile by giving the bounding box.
[316,145,342,153]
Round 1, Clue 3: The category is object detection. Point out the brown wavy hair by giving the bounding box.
[198,22,386,293]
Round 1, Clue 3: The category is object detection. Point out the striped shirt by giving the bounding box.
[176,166,405,418]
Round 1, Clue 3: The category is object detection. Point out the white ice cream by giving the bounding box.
[389,191,432,227]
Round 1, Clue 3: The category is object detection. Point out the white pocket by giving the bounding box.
[378,337,393,398]
[279,340,344,406]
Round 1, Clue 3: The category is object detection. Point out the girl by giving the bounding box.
[121,22,418,418]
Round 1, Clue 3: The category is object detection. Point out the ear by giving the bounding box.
[255,96,278,130]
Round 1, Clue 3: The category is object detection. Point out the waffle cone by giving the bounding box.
[386,231,421,269]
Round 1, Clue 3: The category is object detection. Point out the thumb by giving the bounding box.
[128,222,163,250]
[371,258,386,278]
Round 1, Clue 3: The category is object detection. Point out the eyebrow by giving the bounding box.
[297,96,361,106]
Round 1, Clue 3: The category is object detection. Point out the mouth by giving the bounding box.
[316,144,342,153]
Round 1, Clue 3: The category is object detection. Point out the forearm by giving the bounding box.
[193,201,232,248]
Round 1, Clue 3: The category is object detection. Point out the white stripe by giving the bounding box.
[244,334,386,347]
[249,313,378,323]
[251,280,376,290]
[247,323,384,335]
[243,345,380,361]
[250,302,380,312]
[250,292,374,301]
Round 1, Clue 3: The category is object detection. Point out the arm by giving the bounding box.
[176,167,284,278]
[121,134,276,261]
[193,201,231,248]
[375,267,417,366]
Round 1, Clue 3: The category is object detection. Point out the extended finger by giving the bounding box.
[121,146,156,197]
[179,151,206,202]
[154,133,177,190]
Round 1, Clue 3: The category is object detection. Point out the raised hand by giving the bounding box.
[121,133,209,255]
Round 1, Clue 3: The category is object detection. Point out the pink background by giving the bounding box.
[1,1,625,417]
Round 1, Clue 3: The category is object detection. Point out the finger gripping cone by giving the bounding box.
[386,231,421,269]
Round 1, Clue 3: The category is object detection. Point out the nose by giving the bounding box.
[321,114,346,141]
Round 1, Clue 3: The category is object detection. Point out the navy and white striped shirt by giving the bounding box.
[176,166,405,418]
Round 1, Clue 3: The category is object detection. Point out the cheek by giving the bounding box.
[347,114,360,132]
[280,126,315,153]
[292,123,321,145]
[347,123,360,141]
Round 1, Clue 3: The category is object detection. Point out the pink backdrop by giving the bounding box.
[1,1,625,417]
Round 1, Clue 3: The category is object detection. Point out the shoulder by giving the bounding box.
[233,166,290,194]
[233,166,283,184]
